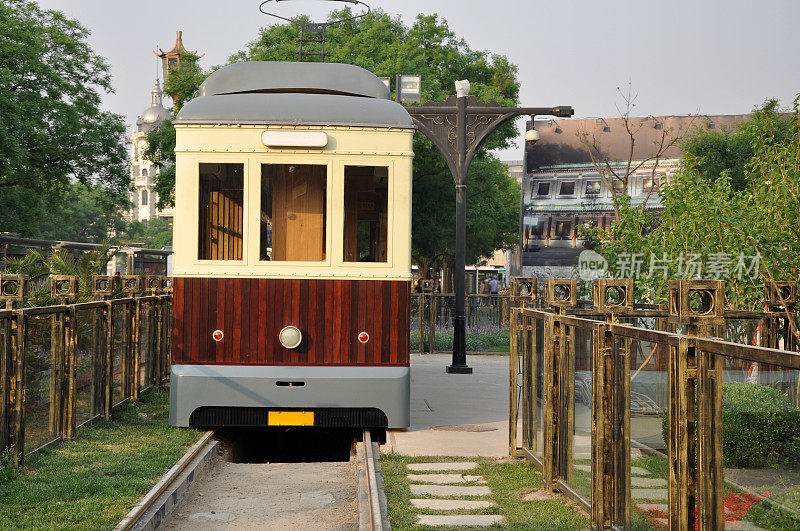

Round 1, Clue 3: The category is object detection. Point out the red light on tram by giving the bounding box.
[212,330,224,342]
[358,332,370,344]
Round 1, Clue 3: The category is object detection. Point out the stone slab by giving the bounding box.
[417,515,505,526]
[409,484,492,497]
[407,462,478,472]
[724,522,764,530]
[632,477,668,487]
[410,499,496,510]
[407,473,485,484]
[632,488,668,501]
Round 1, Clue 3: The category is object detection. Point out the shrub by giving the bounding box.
[660,382,800,468]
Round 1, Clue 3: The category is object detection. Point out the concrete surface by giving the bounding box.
[164,460,357,530]
[410,499,496,510]
[416,515,505,526]
[409,484,492,497]
[407,462,478,471]
[391,354,510,457]
[406,473,485,484]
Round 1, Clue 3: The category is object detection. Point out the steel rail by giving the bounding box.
[115,431,215,531]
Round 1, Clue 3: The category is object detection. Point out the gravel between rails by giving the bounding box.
[164,459,358,530]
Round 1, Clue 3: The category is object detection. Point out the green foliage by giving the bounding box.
[721,382,800,468]
[585,99,800,310]
[236,9,522,278]
[165,53,206,113]
[0,388,201,529]
[0,0,129,237]
[3,245,116,306]
[410,327,509,352]
[33,181,129,243]
[660,382,800,469]
[143,54,209,211]
[143,119,178,210]
[119,217,173,249]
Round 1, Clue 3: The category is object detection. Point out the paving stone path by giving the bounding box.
[406,462,504,527]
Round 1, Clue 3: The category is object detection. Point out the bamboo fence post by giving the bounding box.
[64,306,77,439]
[132,299,141,400]
[155,300,164,386]
[91,307,103,417]
[508,306,519,457]
[103,302,113,419]
[12,310,26,467]
[49,312,64,439]
[542,313,560,491]
[0,315,11,457]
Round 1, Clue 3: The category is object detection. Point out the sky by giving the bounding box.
[34,0,800,161]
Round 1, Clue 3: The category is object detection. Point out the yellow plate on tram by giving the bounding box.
[268,411,314,426]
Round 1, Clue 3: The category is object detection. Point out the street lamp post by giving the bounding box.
[406,81,573,373]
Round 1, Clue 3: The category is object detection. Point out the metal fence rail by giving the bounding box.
[510,278,800,530]
[0,274,173,469]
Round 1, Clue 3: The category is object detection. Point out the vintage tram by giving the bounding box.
[169,62,413,434]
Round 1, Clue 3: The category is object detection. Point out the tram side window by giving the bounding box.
[344,166,388,263]
[198,163,244,261]
[260,164,327,261]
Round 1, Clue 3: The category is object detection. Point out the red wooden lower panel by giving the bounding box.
[172,277,410,366]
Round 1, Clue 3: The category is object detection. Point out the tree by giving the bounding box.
[118,217,174,249]
[237,9,522,285]
[578,85,693,221]
[35,182,128,243]
[681,99,795,192]
[144,54,209,210]
[586,98,800,342]
[0,0,129,236]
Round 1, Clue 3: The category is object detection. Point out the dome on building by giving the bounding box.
[136,79,171,132]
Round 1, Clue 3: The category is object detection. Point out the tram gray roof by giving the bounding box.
[199,62,390,100]
[175,92,415,129]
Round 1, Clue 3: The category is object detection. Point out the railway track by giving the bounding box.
[116,429,387,531]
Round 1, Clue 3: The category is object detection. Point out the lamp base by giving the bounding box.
[445,365,473,374]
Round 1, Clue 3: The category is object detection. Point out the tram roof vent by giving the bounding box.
[199,62,390,100]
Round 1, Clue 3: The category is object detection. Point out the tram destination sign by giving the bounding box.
[262,130,328,148]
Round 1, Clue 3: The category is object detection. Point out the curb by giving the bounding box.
[357,432,391,530]
[115,431,219,531]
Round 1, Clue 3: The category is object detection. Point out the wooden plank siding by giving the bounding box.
[172,277,410,366]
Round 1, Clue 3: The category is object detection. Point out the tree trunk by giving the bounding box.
[442,256,455,293]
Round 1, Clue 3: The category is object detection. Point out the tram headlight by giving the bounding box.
[279,326,302,349]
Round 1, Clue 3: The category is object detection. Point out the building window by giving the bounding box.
[559,181,576,196]
[132,166,140,177]
[585,180,601,195]
[260,163,326,261]
[612,179,626,194]
[536,182,551,196]
[142,168,148,177]
[141,190,148,206]
[553,219,572,238]
[528,216,545,239]
[642,176,659,192]
[198,163,244,261]
[344,166,388,263]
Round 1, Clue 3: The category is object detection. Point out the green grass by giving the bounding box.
[0,387,202,530]
[381,454,589,530]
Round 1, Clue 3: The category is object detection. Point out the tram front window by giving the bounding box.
[198,163,244,261]
[260,164,327,261]
[344,166,388,263]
